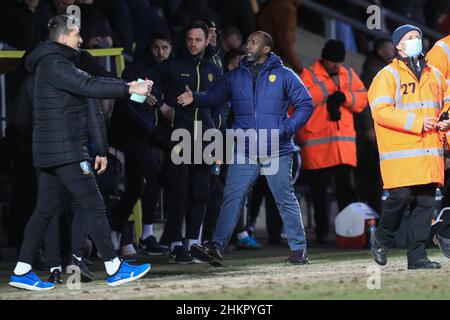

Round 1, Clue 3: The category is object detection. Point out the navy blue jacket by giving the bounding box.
[154,54,223,133]
[194,53,313,157]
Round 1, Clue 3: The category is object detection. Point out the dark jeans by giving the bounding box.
[376,184,436,263]
[309,165,357,238]
[18,161,116,265]
[111,141,161,235]
[162,162,211,243]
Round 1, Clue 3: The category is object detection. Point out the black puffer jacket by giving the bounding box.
[25,41,129,168]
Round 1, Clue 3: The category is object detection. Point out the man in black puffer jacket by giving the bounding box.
[9,14,153,291]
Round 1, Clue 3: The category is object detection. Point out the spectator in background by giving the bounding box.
[0,0,39,50]
[128,0,170,61]
[257,0,303,74]
[77,0,115,49]
[298,40,367,244]
[356,38,394,215]
[92,0,135,61]
[220,27,243,53]
[210,0,256,41]
[155,21,223,264]
[108,34,173,257]
[169,0,221,56]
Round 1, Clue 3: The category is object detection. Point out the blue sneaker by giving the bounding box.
[236,236,262,250]
[107,261,151,287]
[9,271,55,291]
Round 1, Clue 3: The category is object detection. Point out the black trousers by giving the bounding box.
[111,141,161,234]
[43,192,88,268]
[309,165,357,238]
[376,184,436,263]
[202,174,224,242]
[356,140,382,214]
[161,162,210,243]
[18,161,116,264]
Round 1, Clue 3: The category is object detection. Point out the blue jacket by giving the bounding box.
[194,53,313,157]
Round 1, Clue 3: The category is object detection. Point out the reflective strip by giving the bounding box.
[380,148,444,161]
[437,41,450,62]
[445,96,450,104]
[194,108,199,141]
[349,92,356,109]
[447,79,450,86]
[430,66,442,88]
[404,112,415,131]
[370,96,395,110]
[171,109,175,127]
[397,100,440,111]
[346,67,353,89]
[384,66,402,106]
[302,136,356,147]
[307,67,329,103]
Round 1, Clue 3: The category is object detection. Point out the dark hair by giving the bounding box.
[185,20,209,40]
[223,48,246,69]
[222,27,242,41]
[150,33,173,46]
[48,14,79,41]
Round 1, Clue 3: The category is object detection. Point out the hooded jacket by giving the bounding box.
[193,53,313,157]
[25,41,129,168]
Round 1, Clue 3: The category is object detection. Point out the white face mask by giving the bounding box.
[403,38,422,58]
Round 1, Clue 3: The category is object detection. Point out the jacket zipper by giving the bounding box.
[194,61,201,141]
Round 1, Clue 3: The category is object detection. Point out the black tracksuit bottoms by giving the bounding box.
[162,162,211,243]
[110,141,160,235]
[18,161,116,265]
[376,184,436,263]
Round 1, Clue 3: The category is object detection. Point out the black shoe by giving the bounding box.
[139,236,169,256]
[68,255,94,282]
[408,258,441,269]
[48,269,63,285]
[285,250,309,265]
[371,238,388,266]
[83,257,93,266]
[190,242,223,267]
[433,234,450,258]
[169,245,194,264]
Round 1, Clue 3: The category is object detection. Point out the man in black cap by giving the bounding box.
[298,39,368,244]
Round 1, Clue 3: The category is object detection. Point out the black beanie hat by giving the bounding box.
[321,39,346,63]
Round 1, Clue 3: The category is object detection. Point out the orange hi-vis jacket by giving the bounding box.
[427,35,450,143]
[298,60,367,170]
[368,57,450,189]
[427,35,450,82]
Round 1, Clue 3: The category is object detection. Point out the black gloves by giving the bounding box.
[326,91,346,121]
